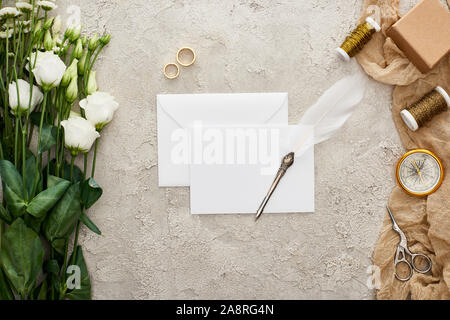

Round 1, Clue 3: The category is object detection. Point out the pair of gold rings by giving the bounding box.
[163,47,196,80]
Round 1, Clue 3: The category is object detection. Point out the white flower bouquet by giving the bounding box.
[0,0,117,300]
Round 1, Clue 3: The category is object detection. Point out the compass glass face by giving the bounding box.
[398,152,442,195]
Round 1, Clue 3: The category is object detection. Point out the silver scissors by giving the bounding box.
[386,206,432,281]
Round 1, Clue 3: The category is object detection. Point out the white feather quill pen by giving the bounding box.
[294,73,368,156]
[256,73,367,220]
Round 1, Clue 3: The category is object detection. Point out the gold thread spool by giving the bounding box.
[400,87,450,132]
[336,17,380,62]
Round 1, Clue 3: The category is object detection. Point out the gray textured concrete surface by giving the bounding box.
[49,0,424,299]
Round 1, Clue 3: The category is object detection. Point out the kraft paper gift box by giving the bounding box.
[387,0,450,73]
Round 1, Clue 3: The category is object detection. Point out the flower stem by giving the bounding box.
[37,91,48,161]
[91,138,99,178]
[70,154,75,182]
[61,239,69,289]
[4,21,12,149]
[14,116,19,167]
[20,119,27,199]
[31,91,48,197]
[71,153,88,266]
[83,153,88,181]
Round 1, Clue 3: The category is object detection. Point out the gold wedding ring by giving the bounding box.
[176,47,196,67]
[163,63,180,80]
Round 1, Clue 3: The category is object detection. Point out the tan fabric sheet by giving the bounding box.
[357,0,450,299]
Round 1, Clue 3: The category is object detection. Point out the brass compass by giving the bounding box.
[396,149,444,197]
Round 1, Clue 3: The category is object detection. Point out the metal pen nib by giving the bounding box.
[255,152,295,221]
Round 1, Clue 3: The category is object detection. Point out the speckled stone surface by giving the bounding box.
[50,0,426,299]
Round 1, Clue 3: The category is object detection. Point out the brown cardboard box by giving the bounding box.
[387,0,450,73]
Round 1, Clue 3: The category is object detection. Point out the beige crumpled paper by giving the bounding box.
[357,0,450,299]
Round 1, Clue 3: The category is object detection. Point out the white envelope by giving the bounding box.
[157,93,288,186]
[189,125,315,214]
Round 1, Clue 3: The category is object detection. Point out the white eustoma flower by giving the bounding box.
[29,51,67,91]
[16,2,33,13]
[80,92,119,130]
[0,30,14,39]
[61,117,100,154]
[8,79,44,114]
[37,1,57,11]
[0,7,21,19]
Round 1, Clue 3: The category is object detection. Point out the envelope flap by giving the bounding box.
[157,93,288,127]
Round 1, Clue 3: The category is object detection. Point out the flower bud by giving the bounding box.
[33,21,43,39]
[59,45,69,56]
[81,35,88,48]
[69,24,81,43]
[53,34,61,48]
[78,50,88,75]
[53,15,62,34]
[86,70,98,95]
[61,58,78,87]
[88,34,99,51]
[44,30,53,51]
[65,76,78,103]
[43,17,54,30]
[69,111,82,119]
[72,39,83,59]
[64,27,73,40]
[99,34,111,46]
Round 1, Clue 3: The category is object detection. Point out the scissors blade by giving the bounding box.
[386,206,397,227]
[386,206,408,247]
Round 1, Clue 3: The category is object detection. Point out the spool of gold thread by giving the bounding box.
[336,17,381,62]
[400,87,450,132]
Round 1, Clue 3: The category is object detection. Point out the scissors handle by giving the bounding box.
[394,246,414,282]
[410,253,432,274]
[394,245,432,281]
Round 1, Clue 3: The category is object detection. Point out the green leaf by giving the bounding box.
[24,213,44,234]
[3,183,26,218]
[0,268,14,300]
[38,123,57,154]
[52,238,66,256]
[81,178,103,209]
[44,259,60,276]
[27,179,71,218]
[0,204,12,224]
[62,163,83,184]
[65,246,91,300]
[80,212,102,235]
[42,259,62,299]
[0,218,45,298]
[25,154,40,199]
[0,159,24,197]
[43,183,81,251]
[47,175,67,188]
[36,279,48,300]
